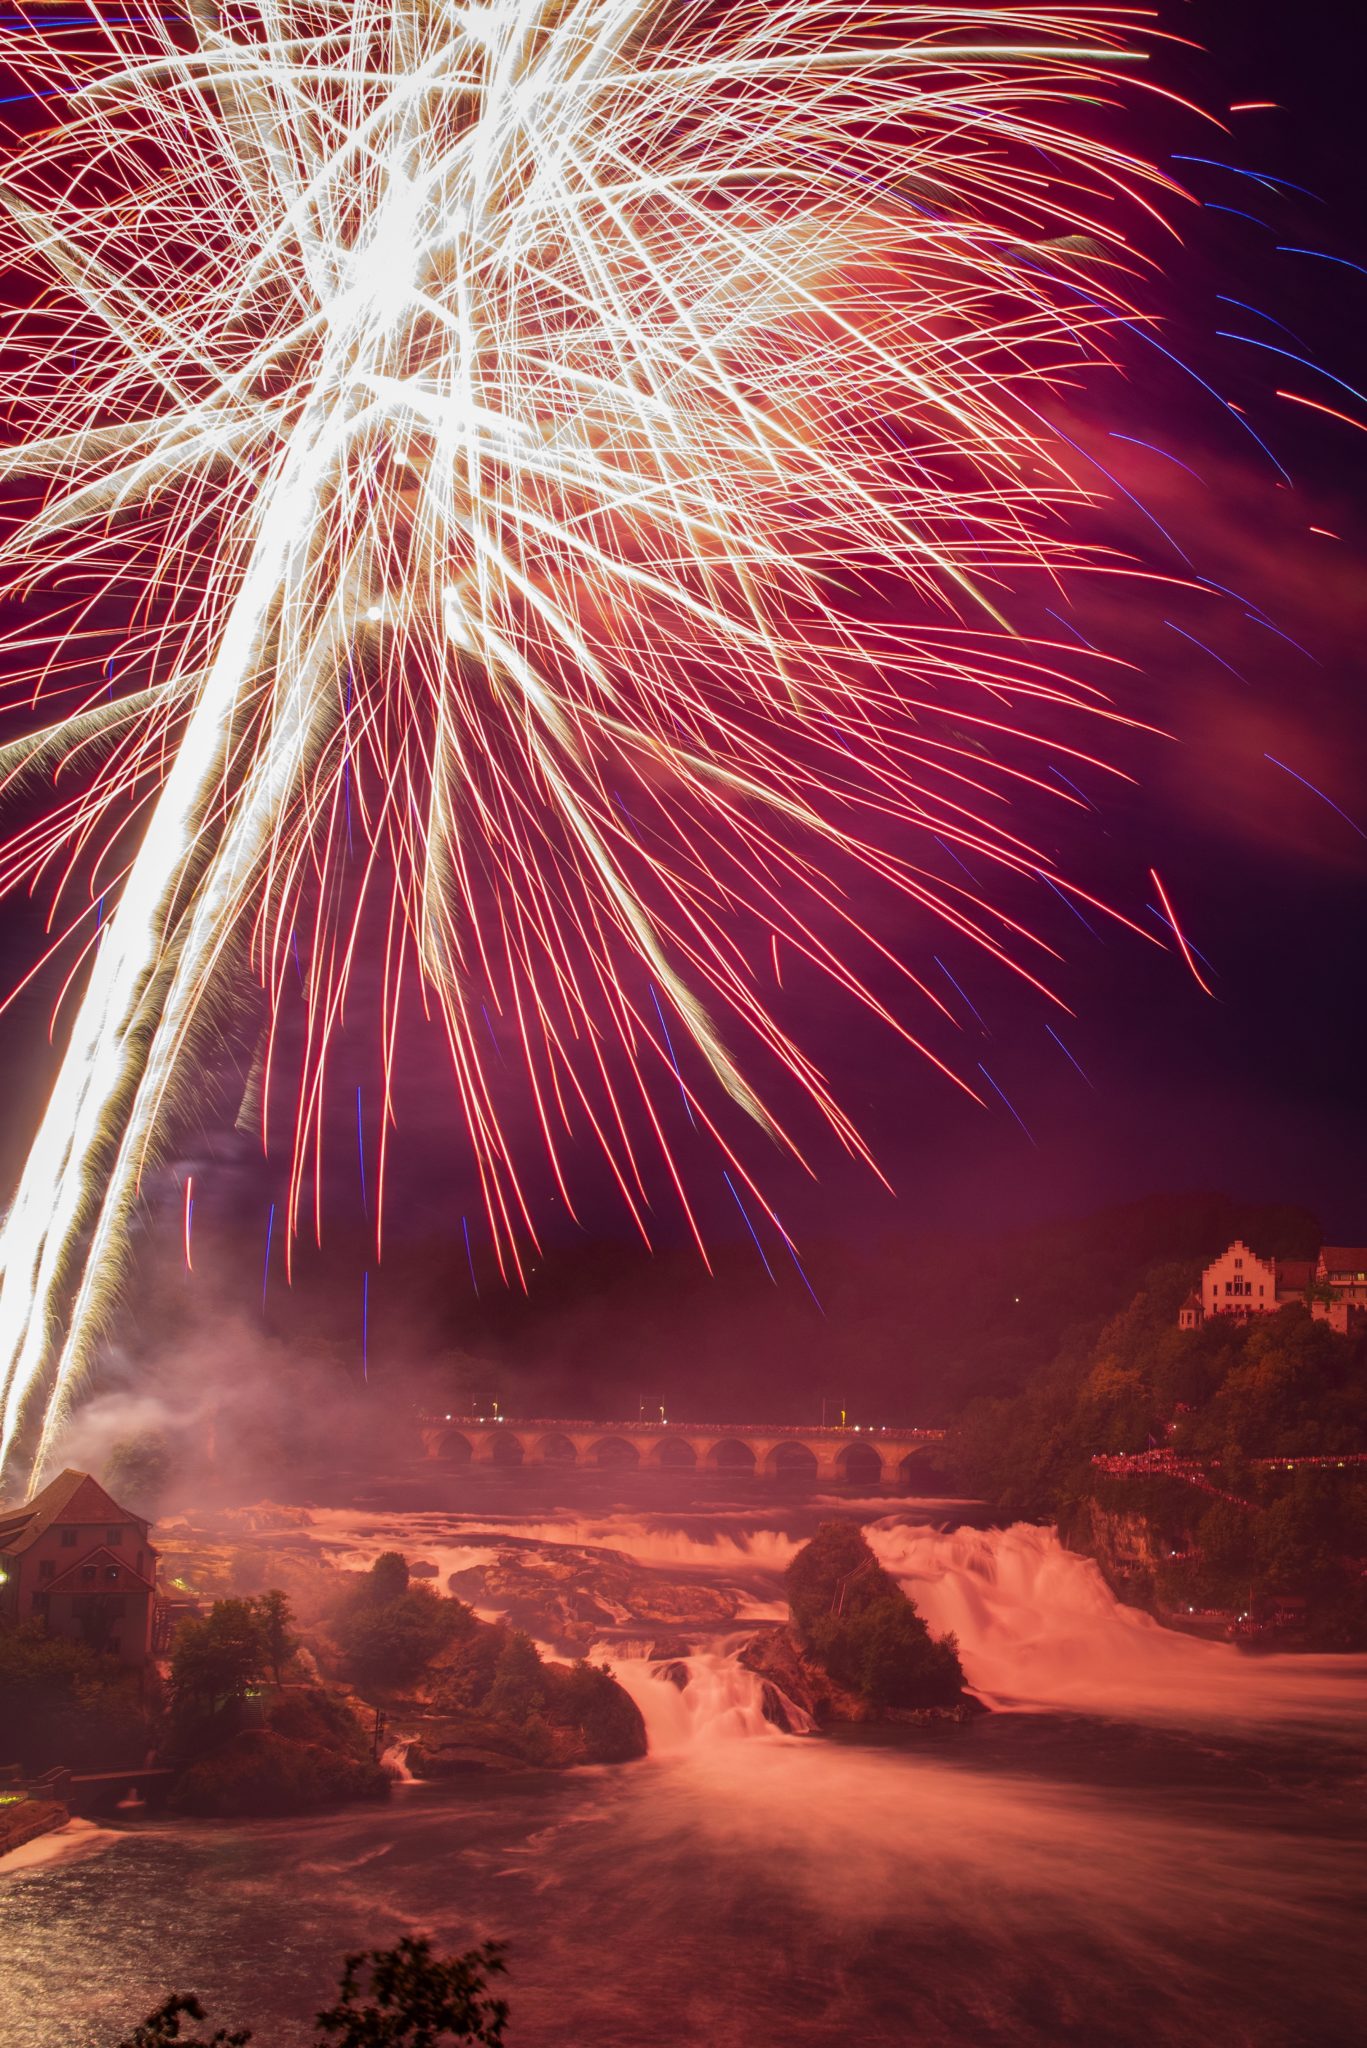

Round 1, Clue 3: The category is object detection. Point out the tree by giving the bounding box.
[315,1937,508,2046]
[170,1599,267,1717]
[104,1432,173,1514]
[115,1936,508,2048]
[333,1584,465,1688]
[485,1632,545,1723]
[253,1590,298,1687]
[365,1553,410,1605]
[0,1617,149,1771]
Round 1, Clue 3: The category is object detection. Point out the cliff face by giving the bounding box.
[1061,1499,1164,1611]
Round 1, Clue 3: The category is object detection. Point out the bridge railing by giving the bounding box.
[418,1414,945,1441]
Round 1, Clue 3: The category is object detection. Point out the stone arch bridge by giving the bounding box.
[418,1416,945,1487]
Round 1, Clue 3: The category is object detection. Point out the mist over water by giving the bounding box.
[4,1485,1363,2047]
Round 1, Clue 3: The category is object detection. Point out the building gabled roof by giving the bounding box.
[0,1469,148,1555]
[1320,1247,1367,1274]
[1179,1291,1202,1314]
[1275,1260,1314,1294]
[1207,1239,1276,1269]
[42,1541,157,1598]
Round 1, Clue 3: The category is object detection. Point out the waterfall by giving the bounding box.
[869,1518,1367,1731]
[601,1649,812,1755]
[380,1739,417,1783]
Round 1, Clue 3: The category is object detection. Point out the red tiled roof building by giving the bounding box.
[0,1469,158,1668]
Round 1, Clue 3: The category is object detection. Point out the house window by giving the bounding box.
[61,1528,78,1547]
[105,1566,121,1584]
[80,1564,97,1582]
[106,1528,123,1546]
[39,1559,54,1581]
[1234,1257,1243,1269]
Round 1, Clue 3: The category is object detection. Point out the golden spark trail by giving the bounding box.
[0,2,1184,1483]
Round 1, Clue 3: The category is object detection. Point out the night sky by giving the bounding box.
[1,0,1365,1387]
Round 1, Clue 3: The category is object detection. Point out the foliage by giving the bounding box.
[169,1598,262,1714]
[316,1937,508,2046]
[115,1937,508,2048]
[265,1685,371,1758]
[333,1579,470,1689]
[254,1590,299,1688]
[327,1553,643,1764]
[363,1553,411,1606]
[485,1632,545,1722]
[103,1432,174,1514]
[0,1617,151,1771]
[786,1522,965,1711]
[419,1623,645,1768]
[170,1593,298,1724]
[173,1728,390,1817]
[948,1263,1367,1643]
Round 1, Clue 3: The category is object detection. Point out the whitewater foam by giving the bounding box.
[602,1649,811,1755]
[870,1517,1367,1732]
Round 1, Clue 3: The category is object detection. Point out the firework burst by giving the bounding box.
[0,1,1180,1480]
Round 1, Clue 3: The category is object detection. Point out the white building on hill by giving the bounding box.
[1178,1239,1367,1335]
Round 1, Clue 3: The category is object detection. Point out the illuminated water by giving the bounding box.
[2,1476,1363,2047]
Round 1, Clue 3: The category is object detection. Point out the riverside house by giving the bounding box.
[0,1469,158,1669]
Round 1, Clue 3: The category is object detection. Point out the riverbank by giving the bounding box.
[0,1797,68,1859]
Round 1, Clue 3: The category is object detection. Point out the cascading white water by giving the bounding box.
[601,1649,811,1756]
[306,1505,803,1576]
[869,1518,1367,1730]
[380,1739,417,1784]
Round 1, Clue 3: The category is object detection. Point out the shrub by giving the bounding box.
[174,1730,390,1817]
[0,1618,151,1771]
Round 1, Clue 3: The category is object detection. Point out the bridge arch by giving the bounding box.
[592,1436,640,1470]
[708,1437,757,1474]
[766,1440,818,1481]
[651,1436,697,1469]
[486,1430,525,1467]
[537,1432,577,1466]
[437,1430,473,1464]
[898,1449,929,1486]
[835,1439,883,1485]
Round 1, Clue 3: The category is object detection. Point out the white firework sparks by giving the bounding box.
[0,1,1173,1483]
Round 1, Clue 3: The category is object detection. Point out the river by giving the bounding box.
[3,1474,1364,2047]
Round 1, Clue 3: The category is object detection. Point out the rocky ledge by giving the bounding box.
[446,1538,737,1646]
[739,1626,979,1728]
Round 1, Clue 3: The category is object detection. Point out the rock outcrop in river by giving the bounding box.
[738,1521,974,1725]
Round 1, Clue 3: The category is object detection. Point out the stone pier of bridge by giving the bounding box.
[416,1416,944,1487]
